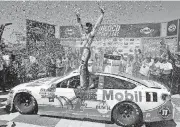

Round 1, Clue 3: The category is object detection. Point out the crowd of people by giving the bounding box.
[0,48,79,92]
[103,39,180,95]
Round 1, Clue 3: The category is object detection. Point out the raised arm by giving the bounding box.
[0,25,5,41]
[91,4,105,37]
[167,49,175,64]
[75,9,84,35]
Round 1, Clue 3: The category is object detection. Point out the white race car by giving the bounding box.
[6,70,173,127]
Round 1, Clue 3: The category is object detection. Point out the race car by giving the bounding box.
[6,70,173,127]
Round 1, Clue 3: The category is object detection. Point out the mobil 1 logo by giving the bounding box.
[146,92,157,102]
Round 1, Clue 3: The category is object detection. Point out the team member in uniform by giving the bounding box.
[75,3,105,89]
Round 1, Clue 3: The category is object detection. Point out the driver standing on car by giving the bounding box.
[75,2,105,90]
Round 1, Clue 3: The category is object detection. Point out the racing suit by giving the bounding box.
[80,47,91,89]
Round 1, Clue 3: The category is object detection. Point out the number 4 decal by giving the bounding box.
[146,92,157,102]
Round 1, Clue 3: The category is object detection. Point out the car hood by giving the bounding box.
[142,80,169,90]
[12,77,60,90]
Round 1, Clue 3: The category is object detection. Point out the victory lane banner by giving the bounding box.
[95,24,121,38]
[59,23,161,39]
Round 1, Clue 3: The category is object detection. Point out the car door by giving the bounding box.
[54,75,81,111]
[55,74,102,118]
[84,74,111,120]
[100,76,138,116]
[38,75,81,116]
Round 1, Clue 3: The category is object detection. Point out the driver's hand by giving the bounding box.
[97,1,105,14]
[74,8,80,17]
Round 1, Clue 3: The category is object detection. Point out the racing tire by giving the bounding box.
[112,101,143,127]
[14,93,38,114]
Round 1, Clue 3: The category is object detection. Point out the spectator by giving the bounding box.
[29,61,39,80]
[103,58,111,73]
[46,54,56,77]
[139,57,154,80]
[119,54,127,73]
[149,57,161,82]
[56,57,63,76]
[2,51,10,89]
[160,39,169,59]
[21,55,31,82]
[8,53,19,88]
[168,50,180,95]
[18,56,27,83]
[159,57,173,89]
[125,55,135,75]
[133,49,143,78]
[0,50,6,92]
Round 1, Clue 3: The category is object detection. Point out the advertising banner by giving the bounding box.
[60,26,81,38]
[26,19,55,54]
[26,19,55,41]
[119,23,161,38]
[95,24,121,38]
[142,38,162,57]
[167,19,178,36]
[165,37,178,53]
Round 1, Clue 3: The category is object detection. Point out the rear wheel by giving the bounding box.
[112,101,143,127]
[14,93,38,114]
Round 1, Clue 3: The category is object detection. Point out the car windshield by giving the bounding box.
[142,80,167,89]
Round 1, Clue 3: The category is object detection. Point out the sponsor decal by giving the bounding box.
[49,98,54,102]
[168,24,176,33]
[103,90,142,102]
[39,88,56,98]
[18,89,31,94]
[65,28,75,36]
[159,107,171,118]
[74,89,97,100]
[96,101,111,114]
[146,92,157,102]
[146,113,151,118]
[140,27,154,35]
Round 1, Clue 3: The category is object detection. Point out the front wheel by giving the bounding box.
[112,101,143,127]
[14,93,38,114]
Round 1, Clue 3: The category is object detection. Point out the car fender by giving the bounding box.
[111,100,143,121]
[11,88,40,111]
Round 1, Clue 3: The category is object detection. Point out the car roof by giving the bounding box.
[96,72,145,84]
[69,69,145,85]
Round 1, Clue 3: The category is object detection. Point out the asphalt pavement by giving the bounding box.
[0,92,180,127]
